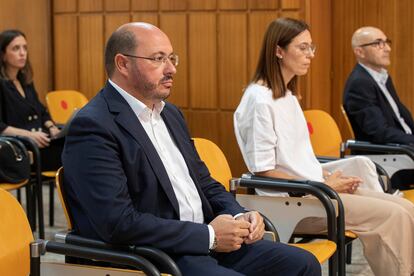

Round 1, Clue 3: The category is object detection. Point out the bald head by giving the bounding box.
[104,22,167,77]
[351,26,385,49]
[351,26,391,71]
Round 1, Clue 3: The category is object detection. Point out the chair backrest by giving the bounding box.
[193,138,232,191]
[55,167,74,230]
[0,188,33,276]
[46,90,88,125]
[340,105,355,139]
[303,109,343,158]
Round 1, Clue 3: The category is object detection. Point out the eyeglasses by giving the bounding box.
[122,53,179,67]
[294,43,316,55]
[358,39,392,49]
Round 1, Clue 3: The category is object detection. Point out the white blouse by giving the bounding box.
[234,83,324,183]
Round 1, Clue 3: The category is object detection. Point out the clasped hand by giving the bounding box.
[324,170,362,194]
[209,211,265,252]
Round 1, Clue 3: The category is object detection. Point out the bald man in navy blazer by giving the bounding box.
[344,26,414,145]
[62,22,320,276]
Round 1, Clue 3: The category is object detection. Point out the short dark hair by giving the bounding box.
[252,17,309,99]
[0,29,33,84]
[104,28,137,77]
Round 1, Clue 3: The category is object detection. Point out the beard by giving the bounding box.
[133,67,173,103]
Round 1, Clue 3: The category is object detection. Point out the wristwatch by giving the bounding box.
[211,236,218,251]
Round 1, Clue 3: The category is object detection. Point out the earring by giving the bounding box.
[277,55,283,59]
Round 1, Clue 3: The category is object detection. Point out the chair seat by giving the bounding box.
[0,179,29,191]
[403,189,414,202]
[291,240,337,264]
[345,230,357,239]
[0,188,33,276]
[42,171,57,178]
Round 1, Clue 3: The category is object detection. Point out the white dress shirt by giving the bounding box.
[234,83,323,196]
[359,63,412,134]
[108,79,215,248]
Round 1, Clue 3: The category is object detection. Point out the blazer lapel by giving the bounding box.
[386,77,414,132]
[358,65,403,125]
[386,77,399,103]
[102,84,180,216]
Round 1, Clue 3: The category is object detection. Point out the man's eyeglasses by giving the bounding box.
[295,43,316,55]
[122,53,179,67]
[357,39,392,49]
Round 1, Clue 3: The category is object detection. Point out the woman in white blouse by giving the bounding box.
[234,17,414,276]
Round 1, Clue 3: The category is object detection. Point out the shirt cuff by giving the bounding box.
[207,224,215,249]
[234,213,245,219]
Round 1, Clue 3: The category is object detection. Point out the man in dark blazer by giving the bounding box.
[62,22,320,275]
[343,26,414,145]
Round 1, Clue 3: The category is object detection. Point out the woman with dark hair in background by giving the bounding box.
[0,29,63,170]
[234,17,414,276]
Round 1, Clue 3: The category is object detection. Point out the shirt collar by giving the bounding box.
[108,79,165,118]
[359,62,388,85]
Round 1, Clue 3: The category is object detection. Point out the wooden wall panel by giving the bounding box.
[160,14,188,107]
[189,13,217,109]
[105,0,129,11]
[187,111,220,143]
[378,0,396,78]
[307,0,331,111]
[104,14,131,42]
[53,15,79,90]
[79,15,104,98]
[131,0,158,11]
[160,0,187,11]
[188,0,217,10]
[248,12,279,76]
[331,0,358,139]
[20,0,52,98]
[79,0,103,12]
[132,13,159,26]
[53,0,77,13]
[281,10,301,19]
[392,1,414,111]
[281,0,301,9]
[219,112,247,177]
[219,0,247,10]
[218,13,247,109]
[249,0,279,10]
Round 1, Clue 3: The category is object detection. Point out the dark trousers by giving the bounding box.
[174,240,321,276]
[40,137,64,171]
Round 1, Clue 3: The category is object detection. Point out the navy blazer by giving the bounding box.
[62,82,244,256]
[343,64,414,145]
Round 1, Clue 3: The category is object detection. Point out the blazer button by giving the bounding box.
[38,128,42,131]
[33,115,38,120]
[31,128,36,132]
[28,116,32,121]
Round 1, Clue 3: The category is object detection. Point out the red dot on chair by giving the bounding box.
[307,122,313,135]
[60,100,68,110]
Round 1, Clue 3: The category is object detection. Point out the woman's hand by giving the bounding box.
[48,125,61,139]
[1,126,50,148]
[324,170,361,194]
[27,131,50,148]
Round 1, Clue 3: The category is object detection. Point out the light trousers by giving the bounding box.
[296,190,414,276]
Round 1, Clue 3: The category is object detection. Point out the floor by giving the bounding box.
[18,187,374,275]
